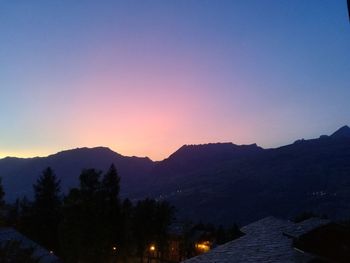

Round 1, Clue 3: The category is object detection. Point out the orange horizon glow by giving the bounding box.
[1,2,348,161]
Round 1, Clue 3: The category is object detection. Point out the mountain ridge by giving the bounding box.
[1,125,350,225]
[331,125,350,138]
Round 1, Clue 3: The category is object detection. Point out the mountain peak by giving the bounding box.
[164,142,262,163]
[331,125,350,138]
[50,146,121,157]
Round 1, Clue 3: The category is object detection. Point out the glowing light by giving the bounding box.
[149,245,156,252]
[195,241,210,253]
[112,246,117,251]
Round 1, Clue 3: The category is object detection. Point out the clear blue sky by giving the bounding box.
[1,0,349,160]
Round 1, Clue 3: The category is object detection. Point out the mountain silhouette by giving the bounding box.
[0,147,154,201]
[330,125,350,138]
[1,126,350,225]
[144,126,350,224]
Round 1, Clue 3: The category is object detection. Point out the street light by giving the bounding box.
[149,244,156,252]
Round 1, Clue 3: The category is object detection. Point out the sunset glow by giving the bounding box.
[1,1,349,160]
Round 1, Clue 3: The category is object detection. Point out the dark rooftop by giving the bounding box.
[0,228,61,263]
[182,216,330,263]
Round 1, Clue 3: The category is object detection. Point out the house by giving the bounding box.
[181,216,333,263]
[294,222,350,262]
[0,227,61,263]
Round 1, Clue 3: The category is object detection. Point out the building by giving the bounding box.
[0,227,61,263]
[182,216,334,263]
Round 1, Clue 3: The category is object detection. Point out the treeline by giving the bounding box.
[2,165,174,263]
[0,165,243,263]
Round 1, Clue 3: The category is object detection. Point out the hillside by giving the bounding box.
[146,126,350,225]
[1,126,350,225]
[0,147,154,201]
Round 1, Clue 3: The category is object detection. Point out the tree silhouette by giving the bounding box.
[119,198,134,261]
[32,167,62,253]
[133,199,174,262]
[17,197,34,237]
[0,177,5,209]
[101,164,122,260]
[133,199,156,262]
[60,168,119,263]
[0,177,5,225]
[154,201,174,259]
[3,165,176,262]
[102,164,120,203]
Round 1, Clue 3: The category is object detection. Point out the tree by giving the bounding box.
[101,164,122,260]
[0,177,5,209]
[79,168,101,195]
[0,177,5,226]
[17,196,35,237]
[118,198,134,261]
[133,199,157,262]
[32,167,62,252]
[60,168,116,263]
[132,199,174,262]
[102,164,120,203]
[154,201,174,258]
[59,188,83,263]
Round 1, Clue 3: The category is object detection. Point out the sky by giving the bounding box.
[1,0,350,160]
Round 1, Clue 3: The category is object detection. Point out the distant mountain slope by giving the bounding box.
[1,126,350,226]
[0,147,154,201]
[145,126,350,225]
[330,125,350,138]
[147,143,263,195]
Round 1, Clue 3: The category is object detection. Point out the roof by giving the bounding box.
[0,228,61,263]
[283,217,330,238]
[182,216,330,263]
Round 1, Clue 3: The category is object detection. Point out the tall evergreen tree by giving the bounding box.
[32,167,61,252]
[102,164,120,203]
[60,168,112,263]
[0,177,5,209]
[119,198,134,261]
[154,201,174,258]
[0,177,5,226]
[133,199,157,263]
[79,168,101,197]
[17,196,34,237]
[133,199,174,262]
[101,164,122,258]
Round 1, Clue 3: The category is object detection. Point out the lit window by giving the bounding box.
[195,241,210,253]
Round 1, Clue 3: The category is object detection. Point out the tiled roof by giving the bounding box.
[182,216,329,263]
[0,228,61,263]
[283,217,330,238]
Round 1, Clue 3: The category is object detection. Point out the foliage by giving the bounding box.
[32,167,62,252]
[132,198,174,260]
[0,177,5,209]
[0,177,5,226]
[1,165,179,262]
[60,167,122,263]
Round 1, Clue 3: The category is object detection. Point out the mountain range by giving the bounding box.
[1,125,350,225]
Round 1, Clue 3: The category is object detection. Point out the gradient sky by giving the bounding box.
[1,0,350,160]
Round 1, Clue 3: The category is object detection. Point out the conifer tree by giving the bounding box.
[32,167,61,252]
[0,177,5,209]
